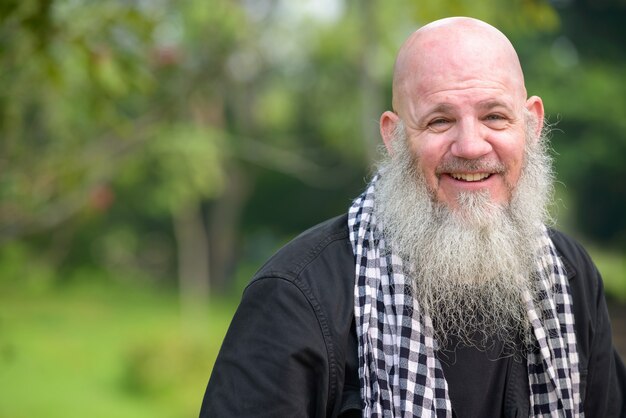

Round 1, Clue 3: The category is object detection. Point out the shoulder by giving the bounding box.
[246,212,355,326]
[247,213,355,338]
[549,228,606,319]
[252,214,354,285]
[548,228,602,303]
[548,228,598,279]
[548,227,604,319]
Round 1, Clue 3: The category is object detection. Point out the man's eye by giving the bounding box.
[484,114,508,129]
[427,118,452,132]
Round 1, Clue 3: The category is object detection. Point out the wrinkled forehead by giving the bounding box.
[392,19,527,111]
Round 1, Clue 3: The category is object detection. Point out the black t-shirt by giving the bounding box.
[438,336,529,418]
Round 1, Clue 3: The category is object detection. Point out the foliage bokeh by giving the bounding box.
[1,0,625,416]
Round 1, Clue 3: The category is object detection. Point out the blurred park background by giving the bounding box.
[1,0,625,417]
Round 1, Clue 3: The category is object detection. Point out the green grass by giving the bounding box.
[0,281,237,418]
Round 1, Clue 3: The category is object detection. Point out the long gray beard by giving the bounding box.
[374,118,554,351]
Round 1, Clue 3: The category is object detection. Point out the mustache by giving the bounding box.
[435,157,507,175]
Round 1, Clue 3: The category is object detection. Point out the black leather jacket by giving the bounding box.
[200,215,626,417]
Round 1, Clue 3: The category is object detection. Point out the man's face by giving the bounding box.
[401,79,528,209]
[382,19,544,211]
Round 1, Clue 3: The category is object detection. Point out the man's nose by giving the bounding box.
[450,120,493,160]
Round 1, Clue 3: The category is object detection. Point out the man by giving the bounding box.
[200,17,625,417]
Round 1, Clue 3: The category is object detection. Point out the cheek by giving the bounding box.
[410,141,442,183]
[499,142,526,187]
[410,138,443,166]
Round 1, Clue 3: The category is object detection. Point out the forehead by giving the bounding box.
[393,21,527,114]
[398,70,523,122]
[408,52,521,105]
[416,78,519,109]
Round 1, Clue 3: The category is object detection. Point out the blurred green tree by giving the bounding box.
[513,0,626,246]
[1,0,623,303]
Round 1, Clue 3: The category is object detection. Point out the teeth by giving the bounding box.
[451,173,490,182]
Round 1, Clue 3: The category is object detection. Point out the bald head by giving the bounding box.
[378,16,545,212]
[391,17,527,114]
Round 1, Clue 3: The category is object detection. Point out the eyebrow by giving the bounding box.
[426,103,456,115]
[424,101,511,114]
[475,100,513,112]
[417,100,515,126]
[417,103,456,126]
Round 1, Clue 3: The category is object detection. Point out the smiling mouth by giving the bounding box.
[450,172,491,182]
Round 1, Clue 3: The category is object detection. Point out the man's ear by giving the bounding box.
[525,96,544,140]
[380,111,400,153]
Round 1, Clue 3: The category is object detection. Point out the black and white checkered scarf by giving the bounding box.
[348,176,582,417]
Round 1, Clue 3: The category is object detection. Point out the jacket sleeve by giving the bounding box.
[199,276,331,418]
[583,268,626,417]
[550,228,625,416]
